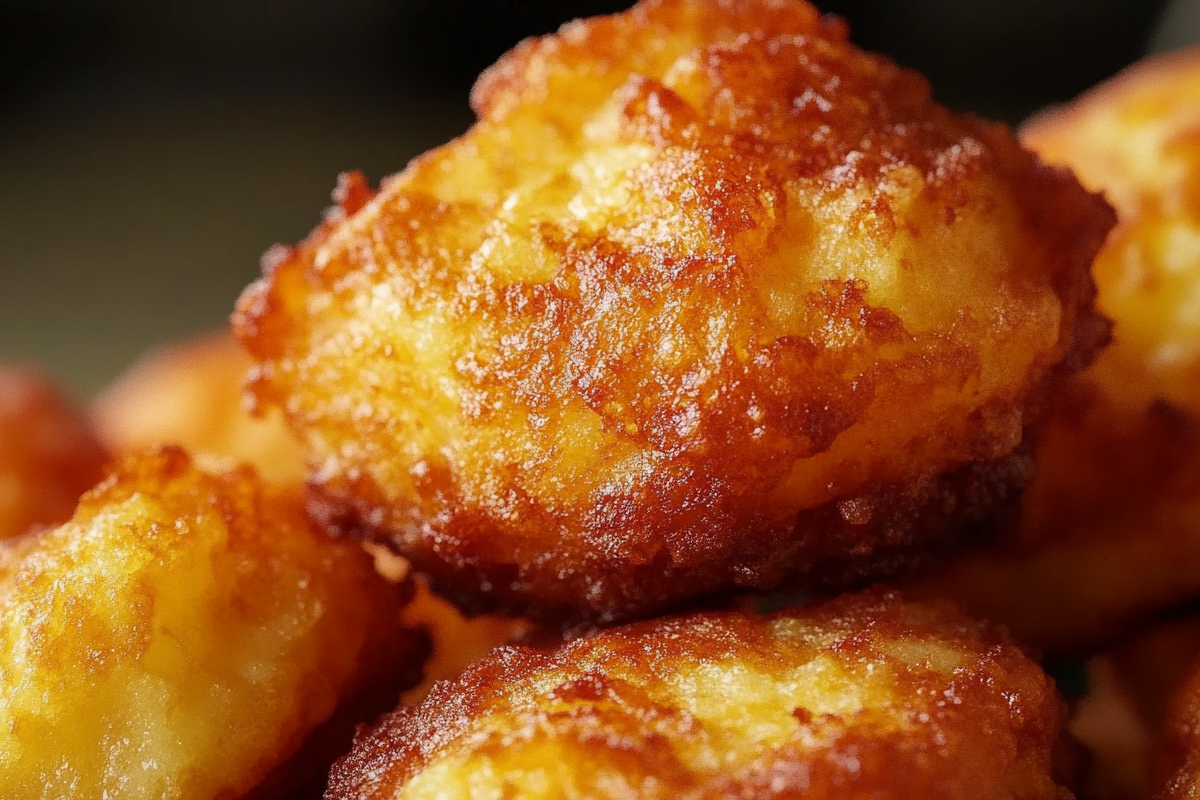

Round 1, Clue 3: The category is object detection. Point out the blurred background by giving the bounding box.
[0,0,1194,396]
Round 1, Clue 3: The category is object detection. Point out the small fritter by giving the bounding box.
[1072,615,1200,800]
[910,46,1200,654]
[0,447,425,800]
[328,590,1071,800]
[234,0,1112,622]
[93,331,304,484]
[0,366,107,540]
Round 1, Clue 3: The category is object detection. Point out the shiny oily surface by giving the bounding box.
[0,366,107,540]
[328,590,1071,800]
[911,46,1200,655]
[235,0,1112,621]
[0,447,419,800]
[92,331,304,485]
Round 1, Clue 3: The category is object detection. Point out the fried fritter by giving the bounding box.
[0,366,108,540]
[0,447,425,800]
[328,590,1071,800]
[910,46,1200,654]
[1153,625,1200,799]
[93,331,304,484]
[234,0,1112,622]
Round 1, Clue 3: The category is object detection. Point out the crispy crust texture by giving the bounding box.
[1155,626,1200,800]
[0,366,108,540]
[235,0,1112,621]
[327,590,1071,800]
[910,47,1200,654]
[92,331,304,485]
[0,447,425,800]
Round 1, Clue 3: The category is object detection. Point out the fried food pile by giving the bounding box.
[234,0,1111,623]
[9,1,1200,798]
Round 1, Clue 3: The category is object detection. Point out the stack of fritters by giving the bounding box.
[9,1,1200,798]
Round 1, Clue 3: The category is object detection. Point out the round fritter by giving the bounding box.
[909,46,1200,654]
[234,0,1111,621]
[328,590,1071,800]
[0,447,425,800]
[0,366,107,540]
[92,331,304,484]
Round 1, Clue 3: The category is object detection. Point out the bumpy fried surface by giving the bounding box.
[93,331,304,484]
[235,0,1111,622]
[0,447,424,800]
[1154,625,1200,799]
[328,590,1070,800]
[911,47,1200,654]
[0,366,107,540]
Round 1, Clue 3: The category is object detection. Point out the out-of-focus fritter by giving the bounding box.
[234,0,1112,622]
[1071,614,1200,800]
[910,46,1200,654]
[328,590,1071,800]
[0,366,107,540]
[0,446,426,800]
[92,331,304,484]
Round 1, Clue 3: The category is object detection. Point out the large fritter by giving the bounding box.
[92,331,305,485]
[0,447,424,800]
[0,366,107,540]
[235,0,1112,620]
[910,46,1200,654]
[328,590,1071,800]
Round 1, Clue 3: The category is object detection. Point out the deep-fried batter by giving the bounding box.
[234,0,1112,622]
[910,46,1200,654]
[0,447,425,800]
[0,366,107,540]
[328,590,1071,800]
[1152,623,1200,799]
[93,331,304,484]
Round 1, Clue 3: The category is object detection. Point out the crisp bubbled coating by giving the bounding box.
[0,447,422,800]
[235,0,1112,621]
[327,590,1072,800]
[0,366,108,540]
[909,47,1200,655]
[93,331,305,485]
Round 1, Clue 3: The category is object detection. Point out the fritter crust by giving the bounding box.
[910,46,1200,654]
[327,590,1071,800]
[0,366,108,540]
[93,331,304,484]
[0,447,425,800]
[1154,623,1200,799]
[235,0,1112,621]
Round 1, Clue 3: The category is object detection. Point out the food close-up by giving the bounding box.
[4,0,1200,798]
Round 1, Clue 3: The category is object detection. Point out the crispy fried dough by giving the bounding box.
[327,590,1071,800]
[1153,620,1200,799]
[234,0,1111,622]
[0,366,107,540]
[93,331,304,484]
[910,46,1200,654]
[0,447,425,800]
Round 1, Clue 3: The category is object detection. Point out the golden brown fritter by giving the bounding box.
[0,366,108,540]
[0,447,425,800]
[234,0,1111,623]
[93,331,304,484]
[327,590,1072,800]
[910,46,1200,654]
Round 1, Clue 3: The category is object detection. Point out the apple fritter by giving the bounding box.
[0,366,107,540]
[92,331,304,484]
[0,447,425,800]
[910,46,1200,654]
[234,0,1112,623]
[328,590,1072,800]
